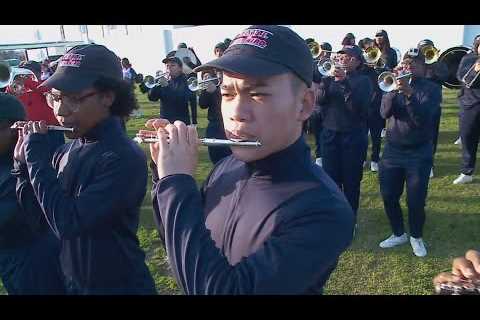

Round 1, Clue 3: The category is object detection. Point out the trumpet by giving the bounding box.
[363,46,382,64]
[187,76,220,92]
[378,71,413,92]
[317,58,347,77]
[10,121,74,132]
[143,71,169,89]
[309,41,321,59]
[421,45,440,64]
[133,134,262,147]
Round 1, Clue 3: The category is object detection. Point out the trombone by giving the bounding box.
[421,45,440,64]
[362,47,386,69]
[461,57,480,89]
[187,75,220,92]
[378,71,413,92]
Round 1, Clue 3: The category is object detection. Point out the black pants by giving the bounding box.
[0,233,65,295]
[459,105,480,175]
[379,143,433,238]
[322,127,368,217]
[367,113,385,163]
[206,121,232,165]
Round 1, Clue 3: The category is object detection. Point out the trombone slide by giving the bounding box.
[10,121,74,132]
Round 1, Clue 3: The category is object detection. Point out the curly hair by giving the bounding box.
[93,77,139,119]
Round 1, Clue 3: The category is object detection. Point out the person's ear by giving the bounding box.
[297,87,315,121]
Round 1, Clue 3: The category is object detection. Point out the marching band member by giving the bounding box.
[453,35,480,184]
[311,61,324,166]
[317,45,372,226]
[378,49,441,257]
[14,44,156,294]
[5,61,65,149]
[341,33,356,47]
[374,30,398,70]
[144,25,354,294]
[0,94,65,294]
[360,38,386,172]
[417,39,449,178]
[214,42,227,58]
[198,70,231,164]
[144,56,197,125]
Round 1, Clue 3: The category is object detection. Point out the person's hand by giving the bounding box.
[14,129,26,163]
[433,250,480,286]
[155,121,199,180]
[396,77,413,97]
[141,118,171,165]
[474,60,480,72]
[333,67,346,81]
[158,77,169,87]
[22,121,48,135]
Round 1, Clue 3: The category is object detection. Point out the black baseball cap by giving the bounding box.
[40,44,122,92]
[417,39,434,49]
[320,42,332,52]
[162,56,183,66]
[375,30,388,37]
[194,25,313,87]
[403,47,425,62]
[338,45,364,62]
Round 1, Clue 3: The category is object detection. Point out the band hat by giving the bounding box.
[40,44,122,92]
[194,25,313,87]
[338,45,365,63]
[403,47,426,62]
[162,56,183,67]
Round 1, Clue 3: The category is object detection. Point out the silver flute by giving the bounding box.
[10,121,74,132]
[134,136,262,147]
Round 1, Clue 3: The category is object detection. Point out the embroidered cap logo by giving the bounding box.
[59,53,84,68]
[230,29,273,49]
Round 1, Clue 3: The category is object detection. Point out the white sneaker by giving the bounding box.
[370,161,379,172]
[381,128,387,138]
[453,173,473,185]
[379,233,408,248]
[454,137,462,145]
[315,158,323,167]
[410,237,427,257]
[429,168,434,178]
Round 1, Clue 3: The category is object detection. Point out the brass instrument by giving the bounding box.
[378,71,413,92]
[308,41,321,59]
[187,75,220,92]
[317,57,347,77]
[143,71,169,89]
[421,45,440,64]
[437,45,472,89]
[363,46,386,69]
[462,57,480,89]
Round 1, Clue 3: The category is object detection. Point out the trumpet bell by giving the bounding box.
[422,45,440,64]
[317,58,334,77]
[363,47,381,64]
[143,75,156,89]
[187,77,200,91]
[378,71,397,92]
[309,41,321,59]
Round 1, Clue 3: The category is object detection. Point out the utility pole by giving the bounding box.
[59,25,66,41]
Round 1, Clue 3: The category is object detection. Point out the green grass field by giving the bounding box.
[1,87,478,295]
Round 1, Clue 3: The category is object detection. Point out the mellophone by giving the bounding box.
[435,277,480,295]
[10,121,74,132]
[134,135,262,147]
